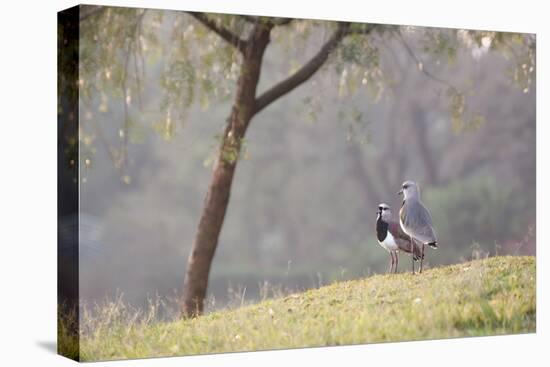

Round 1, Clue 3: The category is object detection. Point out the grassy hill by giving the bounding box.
[75,256,535,361]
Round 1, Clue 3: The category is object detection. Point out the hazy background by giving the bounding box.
[74,10,535,312]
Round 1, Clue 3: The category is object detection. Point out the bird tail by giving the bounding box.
[428,241,438,249]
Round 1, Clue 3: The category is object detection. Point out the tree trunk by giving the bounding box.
[181,26,272,317]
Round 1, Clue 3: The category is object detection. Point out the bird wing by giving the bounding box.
[396,236,423,259]
[388,221,423,259]
[389,221,409,242]
[400,199,437,244]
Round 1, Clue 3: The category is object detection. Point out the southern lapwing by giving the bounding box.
[398,180,438,274]
[376,203,423,274]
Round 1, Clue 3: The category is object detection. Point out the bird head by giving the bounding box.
[377,203,392,221]
[398,180,420,200]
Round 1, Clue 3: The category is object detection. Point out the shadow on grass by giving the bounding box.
[36,340,57,354]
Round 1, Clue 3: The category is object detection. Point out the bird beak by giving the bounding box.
[397,189,403,196]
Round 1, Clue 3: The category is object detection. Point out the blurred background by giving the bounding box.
[72,8,535,313]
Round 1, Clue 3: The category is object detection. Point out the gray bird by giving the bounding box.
[398,180,438,274]
[376,203,423,274]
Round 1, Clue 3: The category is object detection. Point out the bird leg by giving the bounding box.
[420,243,425,273]
[388,252,394,274]
[410,236,415,274]
[394,251,399,274]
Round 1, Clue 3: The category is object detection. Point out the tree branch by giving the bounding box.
[394,29,457,91]
[239,14,261,23]
[254,23,352,114]
[349,23,380,35]
[187,12,247,53]
[271,17,293,26]
[239,14,292,27]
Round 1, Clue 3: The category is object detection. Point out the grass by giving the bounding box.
[70,256,535,362]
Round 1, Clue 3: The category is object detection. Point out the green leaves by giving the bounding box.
[421,29,458,64]
[152,110,176,141]
[220,134,248,165]
[159,13,243,137]
[460,30,535,93]
[446,87,486,134]
[334,31,383,98]
[161,60,196,110]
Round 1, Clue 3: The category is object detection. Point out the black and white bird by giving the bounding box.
[376,203,423,274]
[398,180,438,274]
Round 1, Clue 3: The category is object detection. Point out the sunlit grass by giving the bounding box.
[57,306,80,360]
[72,256,535,362]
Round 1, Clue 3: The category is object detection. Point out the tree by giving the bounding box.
[76,6,535,318]
[179,15,385,317]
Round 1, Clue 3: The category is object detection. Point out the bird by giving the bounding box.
[398,180,438,274]
[376,203,423,274]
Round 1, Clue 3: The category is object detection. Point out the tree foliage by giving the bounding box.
[77,7,535,173]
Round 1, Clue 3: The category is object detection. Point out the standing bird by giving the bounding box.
[376,203,423,273]
[398,180,438,274]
